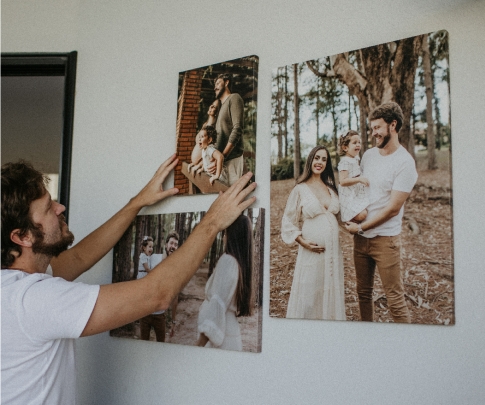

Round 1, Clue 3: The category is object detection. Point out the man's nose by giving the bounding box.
[55,202,66,215]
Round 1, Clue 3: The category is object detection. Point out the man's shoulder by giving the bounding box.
[396,145,415,161]
[228,93,244,105]
[2,269,49,288]
[361,147,378,164]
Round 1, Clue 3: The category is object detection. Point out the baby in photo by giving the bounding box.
[188,125,228,185]
[337,130,369,223]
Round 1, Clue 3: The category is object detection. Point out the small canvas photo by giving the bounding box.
[270,30,453,325]
[174,55,258,195]
[110,209,265,353]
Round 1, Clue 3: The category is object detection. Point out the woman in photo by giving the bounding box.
[281,145,345,320]
[191,99,222,164]
[197,214,253,351]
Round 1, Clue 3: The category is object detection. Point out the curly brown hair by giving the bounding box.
[1,161,48,267]
[369,102,404,132]
[165,230,179,244]
[338,130,360,156]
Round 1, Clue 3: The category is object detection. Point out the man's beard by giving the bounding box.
[215,86,224,99]
[377,125,391,149]
[31,216,75,257]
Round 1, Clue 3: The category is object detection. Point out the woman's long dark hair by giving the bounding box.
[296,145,338,194]
[225,214,253,317]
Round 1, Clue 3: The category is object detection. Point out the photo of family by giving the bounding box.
[111,208,265,352]
[270,30,454,325]
[175,55,258,195]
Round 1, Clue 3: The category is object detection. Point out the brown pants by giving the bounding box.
[140,313,166,342]
[353,234,410,323]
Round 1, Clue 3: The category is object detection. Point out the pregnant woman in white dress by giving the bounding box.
[197,214,253,350]
[281,145,346,321]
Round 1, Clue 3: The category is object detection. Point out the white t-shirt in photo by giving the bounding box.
[361,145,418,238]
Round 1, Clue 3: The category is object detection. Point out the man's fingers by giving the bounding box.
[159,188,179,200]
[159,157,179,179]
[236,195,257,212]
[234,181,257,205]
[155,153,178,175]
[224,172,253,199]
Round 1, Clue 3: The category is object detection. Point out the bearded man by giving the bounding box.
[1,157,255,404]
[345,102,418,323]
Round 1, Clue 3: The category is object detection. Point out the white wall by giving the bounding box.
[3,0,485,404]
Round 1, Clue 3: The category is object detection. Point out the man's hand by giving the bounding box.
[204,171,256,233]
[52,154,179,281]
[359,177,370,187]
[132,154,179,208]
[206,160,217,175]
[345,222,359,234]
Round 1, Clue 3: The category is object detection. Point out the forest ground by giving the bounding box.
[270,149,454,325]
[113,264,262,353]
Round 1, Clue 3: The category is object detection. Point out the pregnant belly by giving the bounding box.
[302,214,334,246]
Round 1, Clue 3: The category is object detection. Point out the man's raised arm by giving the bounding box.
[50,154,179,281]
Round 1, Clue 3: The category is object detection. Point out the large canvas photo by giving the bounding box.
[111,209,265,352]
[270,30,453,325]
[175,56,258,195]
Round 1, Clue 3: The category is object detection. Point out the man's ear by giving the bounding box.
[10,229,33,248]
[390,120,397,132]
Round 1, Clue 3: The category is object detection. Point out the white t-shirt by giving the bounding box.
[137,252,150,279]
[1,269,100,405]
[361,146,418,238]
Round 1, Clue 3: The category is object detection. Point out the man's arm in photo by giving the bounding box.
[222,95,244,157]
[345,190,410,233]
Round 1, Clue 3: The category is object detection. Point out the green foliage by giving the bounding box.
[271,157,306,181]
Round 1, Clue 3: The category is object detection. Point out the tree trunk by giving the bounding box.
[316,87,320,145]
[113,221,133,283]
[422,34,437,169]
[390,36,422,158]
[247,208,253,225]
[175,213,187,246]
[330,98,339,163]
[208,236,218,278]
[253,209,265,307]
[156,214,163,254]
[133,216,147,279]
[276,68,283,161]
[293,63,301,179]
[284,66,289,158]
[359,100,368,154]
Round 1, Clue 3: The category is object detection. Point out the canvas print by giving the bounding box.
[175,55,258,195]
[111,208,265,352]
[270,30,453,325]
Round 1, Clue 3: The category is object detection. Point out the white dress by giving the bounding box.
[337,156,369,222]
[281,183,346,320]
[197,253,242,351]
